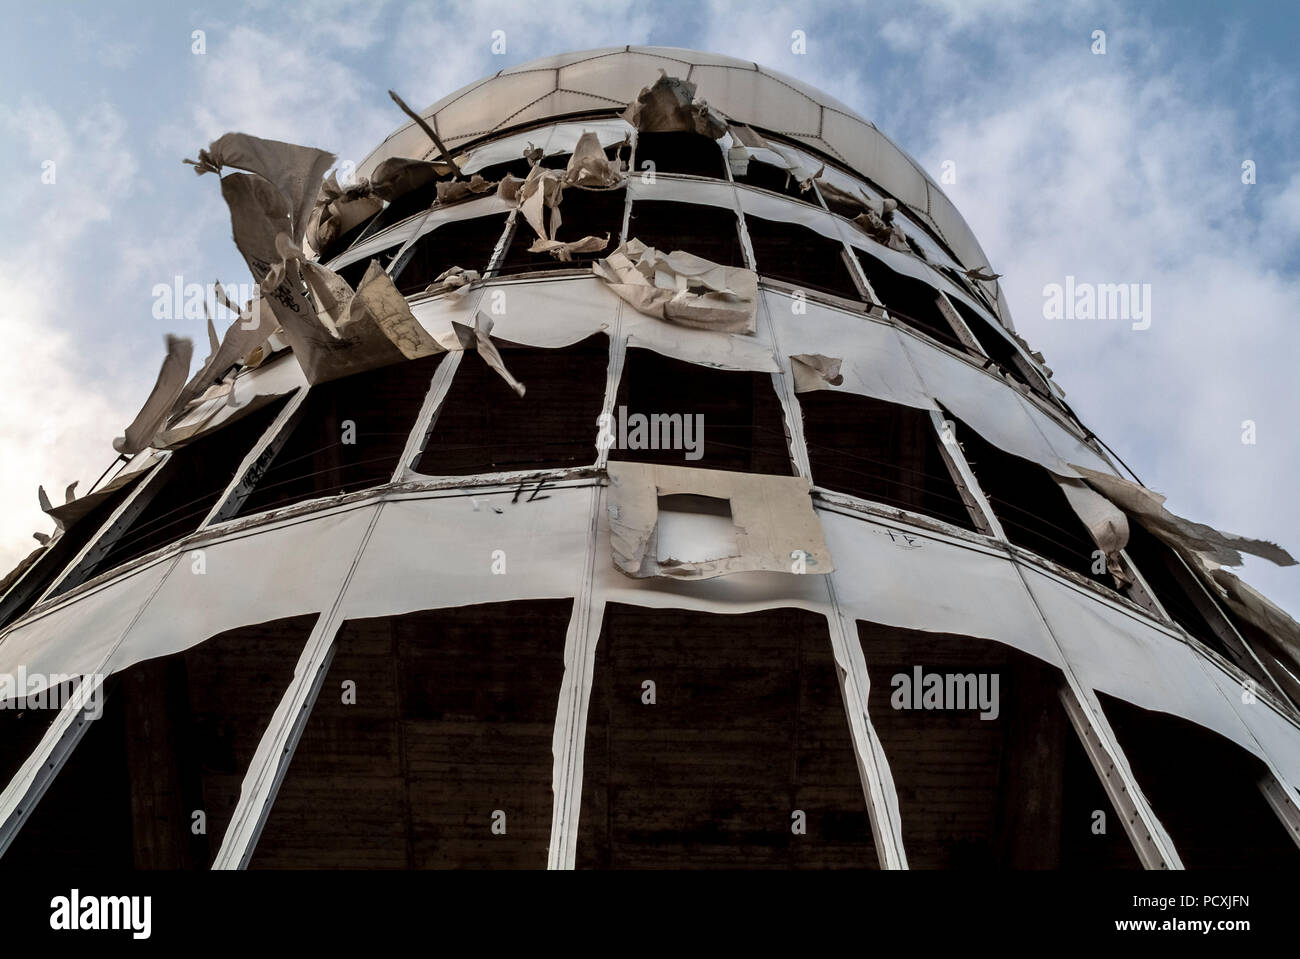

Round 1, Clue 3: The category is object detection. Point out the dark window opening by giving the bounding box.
[1122,521,1245,667]
[0,614,316,870]
[948,297,1051,398]
[633,131,726,179]
[0,475,144,629]
[579,604,877,869]
[0,678,83,800]
[952,416,1111,586]
[799,392,976,530]
[416,334,608,476]
[234,355,443,517]
[55,398,292,592]
[1100,693,1300,868]
[854,249,969,352]
[735,160,812,202]
[626,200,746,268]
[393,212,509,295]
[745,214,863,301]
[250,600,571,869]
[610,348,793,476]
[496,187,625,276]
[858,622,1140,869]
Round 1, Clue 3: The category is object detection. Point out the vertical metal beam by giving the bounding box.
[1057,682,1184,869]
[1257,773,1300,851]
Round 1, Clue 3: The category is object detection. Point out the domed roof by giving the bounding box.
[358,46,1012,326]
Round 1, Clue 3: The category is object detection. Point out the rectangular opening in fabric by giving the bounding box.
[951,416,1112,586]
[655,493,738,564]
[415,334,607,476]
[633,131,727,179]
[0,614,317,870]
[744,215,864,301]
[626,200,746,268]
[234,355,443,517]
[609,348,793,476]
[857,621,1141,869]
[577,603,877,868]
[1120,522,1246,667]
[393,212,510,295]
[800,392,977,531]
[0,475,146,629]
[249,600,571,869]
[54,397,293,592]
[496,187,625,276]
[1099,692,1300,868]
[853,249,970,352]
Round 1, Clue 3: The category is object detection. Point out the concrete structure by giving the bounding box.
[1,47,1298,869]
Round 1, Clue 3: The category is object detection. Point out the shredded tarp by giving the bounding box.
[185,132,334,247]
[113,335,194,454]
[790,353,844,391]
[369,156,454,201]
[290,254,444,383]
[593,238,758,334]
[815,176,911,252]
[1054,476,1132,585]
[1193,558,1300,676]
[42,451,161,530]
[173,282,276,412]
[564,131,624,188]
[621,72,728,138]
[304,172,384,255]
[606,462,832,580]
[1073,465,1296,569]
[218,171,339,380]
[510,137,623,259]
[425,266,481,297]
[435,173,496,204]
[431,311,525,397]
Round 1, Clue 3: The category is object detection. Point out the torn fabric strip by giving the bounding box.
[606,461,832,580]
[113,335,194,454]
[1072,465,1296,568]
[1054,476,1132,584]
[621,72,728,139]
[593,238,758,334]
[790,354,845,391]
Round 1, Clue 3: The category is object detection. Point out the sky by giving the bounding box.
[0,0,1297,615]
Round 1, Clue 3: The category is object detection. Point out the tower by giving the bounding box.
[1,46,1297,869]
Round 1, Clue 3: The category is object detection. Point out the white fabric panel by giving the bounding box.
[412,275,619,349]
[764,292,934,410]
[407,194,514,242]
[1020,567,1274,767]
[341,488,593,620]
[736,188,843,243]
[624,320,779,373]
[118,506,378,668]
[325,220,421,271]
[837,219,982,313]
[1198,661,1300,790]
[900,336,1091,477]
[626,176,738,211]
[0,560,171,702]
[819,508,1064,669]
